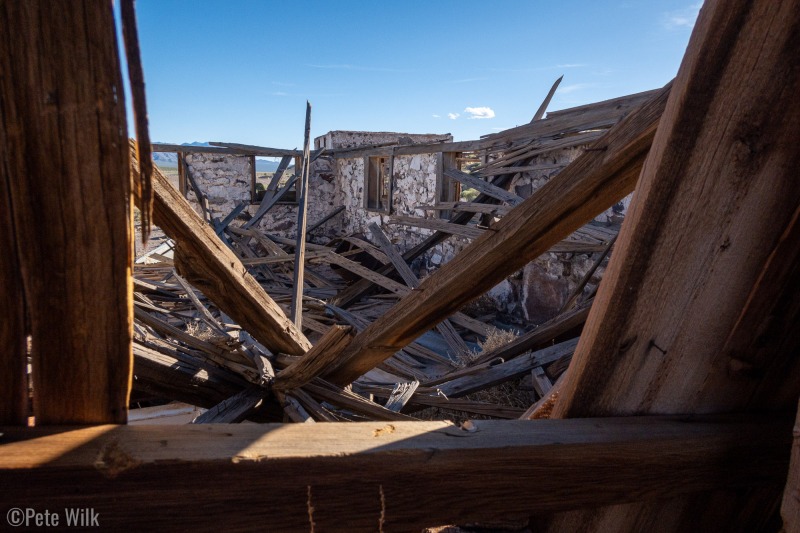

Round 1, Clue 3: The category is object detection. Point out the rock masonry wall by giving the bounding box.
[181,132,631,328]
[183,153,252,219]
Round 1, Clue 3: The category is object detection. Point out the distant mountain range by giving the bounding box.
[152,142,280,172]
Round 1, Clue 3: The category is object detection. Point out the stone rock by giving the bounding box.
[522,263,569,324]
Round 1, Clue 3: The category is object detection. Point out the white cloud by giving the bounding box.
[448,112,460,120]
[556,63,588,69]
[271,91,289,97]
[432,114,441,118]
[663,3,703,30]
[558,83,596,94]
[464,106,495,119]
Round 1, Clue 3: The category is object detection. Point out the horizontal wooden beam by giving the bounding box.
[0,415,790,531]
[330,140,484,159]
[152,143,301,157]
[209,142,302,157]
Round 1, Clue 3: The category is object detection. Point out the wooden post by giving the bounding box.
[0,1,132,423]
[291,101,312,327]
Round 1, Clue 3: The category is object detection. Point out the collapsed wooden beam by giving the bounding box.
[0,415,790,531]
[273,325,354,391]
[324,82,671,385]
[130,141,312,356]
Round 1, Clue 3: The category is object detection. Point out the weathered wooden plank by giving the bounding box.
[291,102,312,326]
[388,215,485,239]
[153,143,301,157]
[537,0,800,531]
[308,206,346,234]
[0,119,27,424]
[436,339,577,398]
[479,164,565,177]
[384,381,420,412]
[481,89,659,145]
[303,380,419,422]
[415,202,512,216]
[444,168,524,205]
[242,173,298,230]
[531,75,563,122]
[368,223,469,357]
[0,1,132,424]
[0,415,791,531]
[474,300,591,366]
[208,142,303,157]
[325,83,670,385]
[130,142,312,356]
[120,0,154,242]
[274,325,354,391]
[552,0,800,419]
[531,367,553,398]
[191,387,266,424]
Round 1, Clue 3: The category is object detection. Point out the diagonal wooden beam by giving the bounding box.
[130,141,312,356]
[273,325,354,391]
[324,82,671,385]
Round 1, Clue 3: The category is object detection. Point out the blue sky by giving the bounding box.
[121,1,702,148]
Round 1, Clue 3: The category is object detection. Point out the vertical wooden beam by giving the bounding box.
[177,152,187,196]
[0,134,28,425]
[290,101,312,327]
[0,1,132,423]
[249,155,257,204]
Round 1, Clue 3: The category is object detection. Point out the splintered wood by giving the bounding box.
[127,85,669,425]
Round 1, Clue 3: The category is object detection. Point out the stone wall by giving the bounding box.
[464,146,632,325]
[255,157,338,241]
[182,152,253,221]
[179,132,631,329]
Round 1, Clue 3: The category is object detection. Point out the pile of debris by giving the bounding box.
[128,86,661,425]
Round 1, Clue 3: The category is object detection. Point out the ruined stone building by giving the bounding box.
[173,122,634,326]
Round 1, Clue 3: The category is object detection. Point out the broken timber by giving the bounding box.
[324,82,671,385]
[130,141,312,355]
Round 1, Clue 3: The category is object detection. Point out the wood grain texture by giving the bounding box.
[0,415,790,532]
[540,0,800,530]
[552,0,800,419]
[368,223,469,357]
[130,142,312,356]
[273,325,354,391]
[325,84,670,385]
[0,1,132,424]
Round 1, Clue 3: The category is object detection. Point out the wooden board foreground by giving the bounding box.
[0,415,790,531]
